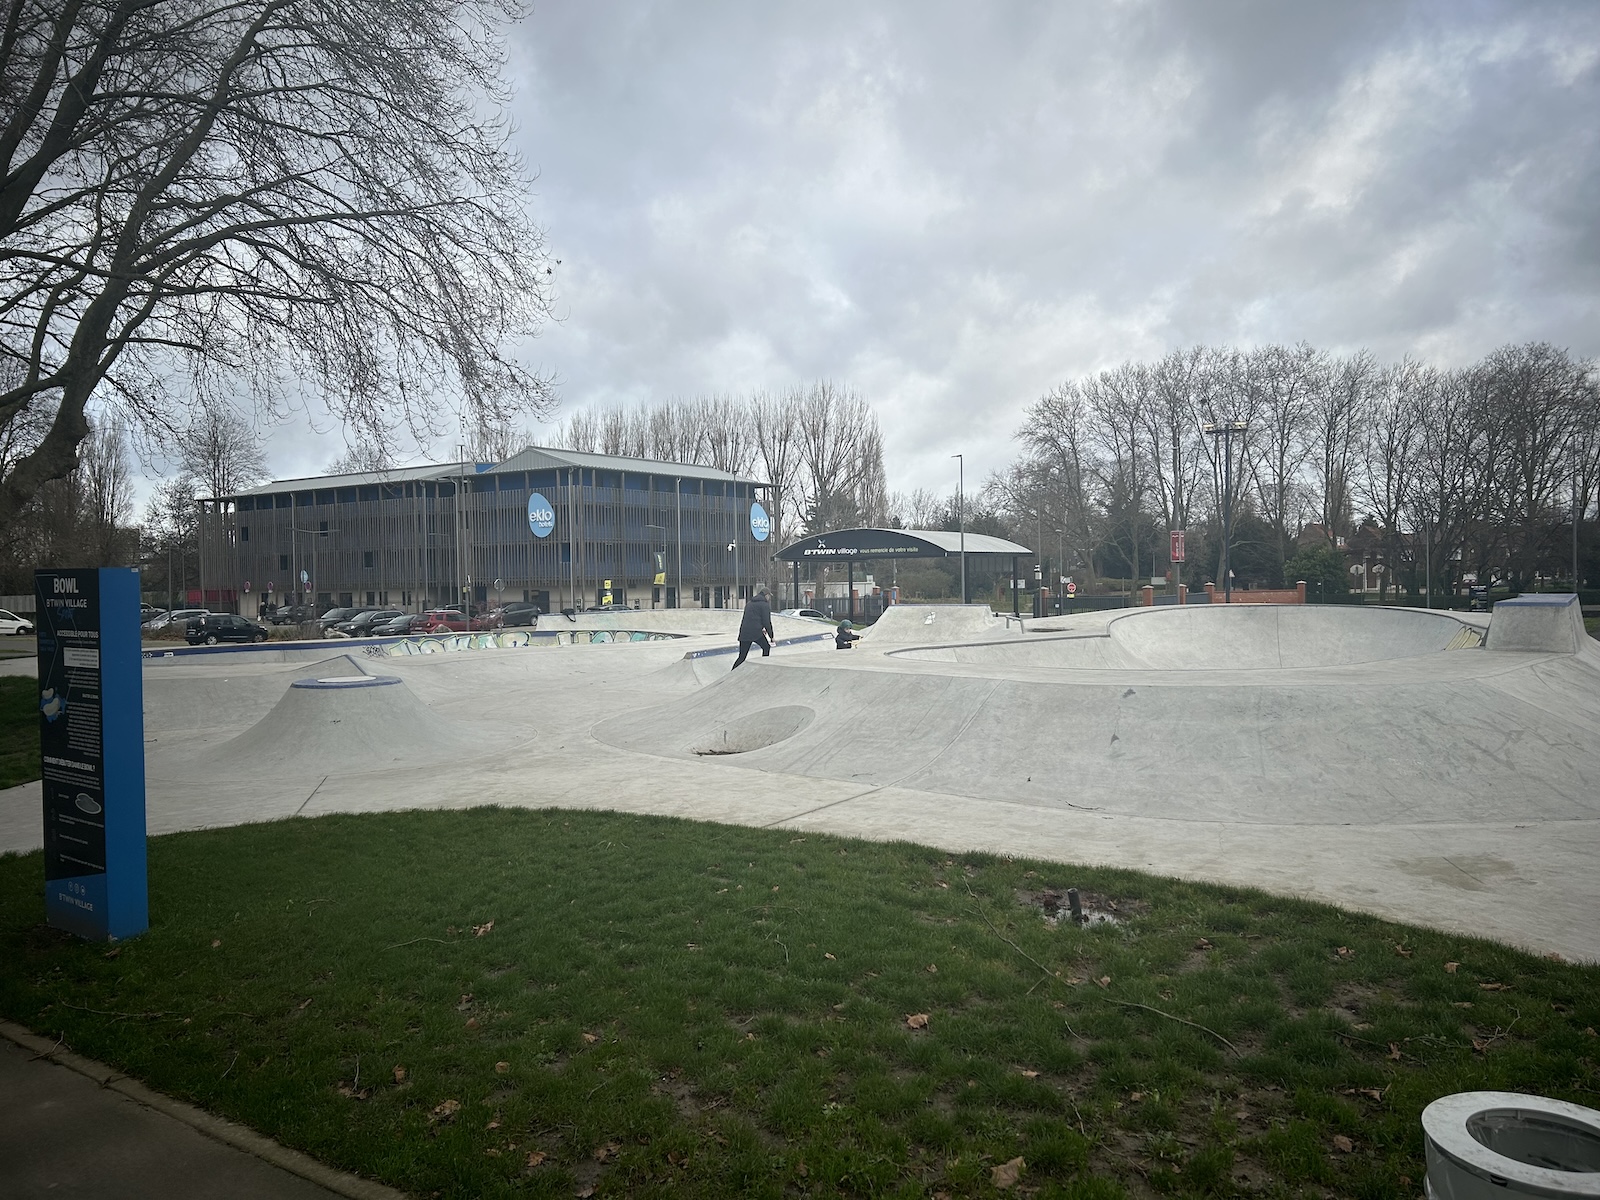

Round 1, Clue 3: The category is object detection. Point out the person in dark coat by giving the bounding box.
[835,620,860,649]
[731,589,775,669]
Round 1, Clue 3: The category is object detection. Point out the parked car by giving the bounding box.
[371,613,432,637]
[418,608,501,633]
[327,609,403,638]
[777,608,832,622]
[0,608,34,636]
[145,608,208,632]
[495,602,542,627]
[269,603,317,625]
[316,607,363,632]
[185,613,269,645]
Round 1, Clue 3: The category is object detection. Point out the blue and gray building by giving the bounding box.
[196,446,775,614]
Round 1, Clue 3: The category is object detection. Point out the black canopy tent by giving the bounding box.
[773,527,1035,620]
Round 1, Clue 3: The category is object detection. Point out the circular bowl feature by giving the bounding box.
[291,675,402,690]
[690,705,815,756]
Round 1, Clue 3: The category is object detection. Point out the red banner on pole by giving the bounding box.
[1170,530,1186,563]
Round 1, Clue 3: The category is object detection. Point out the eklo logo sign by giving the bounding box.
[527,492,556,538]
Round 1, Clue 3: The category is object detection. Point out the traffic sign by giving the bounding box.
[1170,529,1186,563]
[1066,581,1077,596]
[300,569,309,584]
[243,580,251,593]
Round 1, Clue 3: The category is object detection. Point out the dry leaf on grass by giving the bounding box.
[582,1032,599,1044]
[1336,946,1355,960]
[456,993,474,1010]
[472,920,494,937]
[927,963,938,974]
[494,1061,509,1074]
[992,1156,1025,1189]
[593,1141,620,1162]
[824,952,836,960]
[1332,1134,1354,1153]
[429,1099,460,1122]
[936,881,950,889]
[1444,962,1460,973]
[1387,1042,1402,1061]
[1453,1002,1474,1009]
[1394,944,1414,958]
[392,1065,406,1083]
[486,1118,501,1130]
[1546,952,1566,963]
[464,1017,480,1030]
[336,1082,370,1100]
[1019,1069,1040,1078]
[906,1013,930,1030]
[525,1150,546,1168]
[1095,975,1111,989]
[1480,982,1511,991]
[210,939,221,949]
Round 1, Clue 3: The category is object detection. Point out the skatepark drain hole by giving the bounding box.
[1019,888,1143,927]
[690,705,814,756]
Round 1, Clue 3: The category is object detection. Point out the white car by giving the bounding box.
[144,608,208,631]
[777,608,832,622]
[0,608,34,636]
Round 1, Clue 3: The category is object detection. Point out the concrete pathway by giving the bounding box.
[0,1023,401,1199]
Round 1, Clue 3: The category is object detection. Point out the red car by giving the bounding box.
[417,609,502,633]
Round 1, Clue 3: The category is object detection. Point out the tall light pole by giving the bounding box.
[1203,420,1248,604]
[952,453,966,604]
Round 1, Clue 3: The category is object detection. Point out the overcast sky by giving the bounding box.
[266,0,1600,497]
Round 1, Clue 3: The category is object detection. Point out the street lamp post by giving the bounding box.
[952,453,966,604]
[1202,420,1248,603]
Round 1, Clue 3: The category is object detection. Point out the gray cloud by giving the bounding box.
[458,1,1600,496]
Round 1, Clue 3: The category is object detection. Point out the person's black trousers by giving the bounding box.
[731,632,771,668]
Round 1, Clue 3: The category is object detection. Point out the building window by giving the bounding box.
[363,550,374,569]
[279,554,289,570]
[240,525,249,542]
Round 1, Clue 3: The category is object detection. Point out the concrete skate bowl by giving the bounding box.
[595,633,1600,827]
[164,673,481,780]
[893,605,1485,670]
[690,705,815,756]
[859,604,1020,647]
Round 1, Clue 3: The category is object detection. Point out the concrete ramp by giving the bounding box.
[177,674,477,779]
[143,654,369,737]
[860,605,1018,647]
[1105,605,1478,669]
[1487,593,1588,654]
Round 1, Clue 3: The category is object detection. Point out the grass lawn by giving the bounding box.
[1,809,1597,1199]
[0,675,40,788]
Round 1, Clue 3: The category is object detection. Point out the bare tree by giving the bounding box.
[1139,347,1211,585]
[0,0,556,530]
[324,442,397,475]
[1243,343,1323,581]
[795,382,885,533]
[1309,350,1375,546]
[1354,359,1426,599]
[751,389,802,546]
[1016,380,1099,584]
[80,414,134,561]
[177,404,267,497]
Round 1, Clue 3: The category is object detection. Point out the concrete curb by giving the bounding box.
[0,1019,409,1200]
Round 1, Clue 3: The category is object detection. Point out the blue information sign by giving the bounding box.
[35,568,147,941]
[750,501,770,542]
[527,492,555,538]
